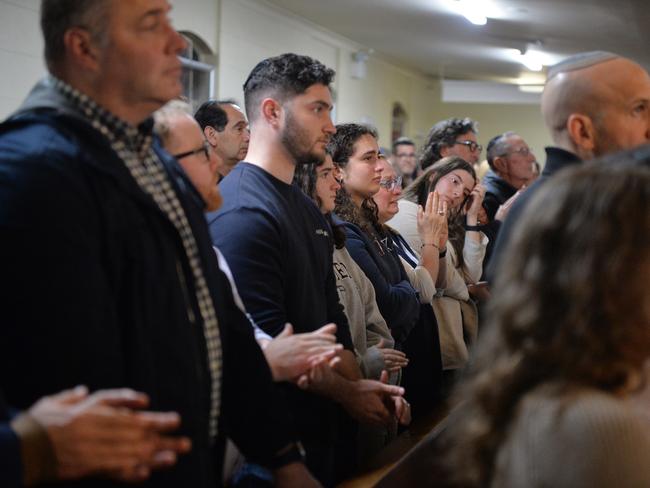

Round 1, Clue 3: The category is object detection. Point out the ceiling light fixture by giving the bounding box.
[520,50,544,71]
[453,0,488,25]
[518,84,544,94]
[506,42,548,72]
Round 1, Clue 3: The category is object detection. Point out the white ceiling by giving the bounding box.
[262,0,650,84]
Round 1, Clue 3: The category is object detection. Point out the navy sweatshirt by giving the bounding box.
[336,217,420,346]
[207,162,355,484]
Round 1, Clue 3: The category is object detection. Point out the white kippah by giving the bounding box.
[546,51,620,81]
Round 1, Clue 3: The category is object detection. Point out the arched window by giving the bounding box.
[391,102,408,143]
[178,32,216,110]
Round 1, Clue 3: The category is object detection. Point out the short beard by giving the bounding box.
[281,108,325,167]
[591,115,622,158]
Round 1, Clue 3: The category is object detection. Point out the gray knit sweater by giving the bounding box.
[492,384,650,487]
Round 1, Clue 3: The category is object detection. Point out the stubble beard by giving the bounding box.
[281,109,326,167]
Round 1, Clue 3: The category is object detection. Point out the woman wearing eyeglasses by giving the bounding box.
[388,157,486,375]
[373,156,450,417]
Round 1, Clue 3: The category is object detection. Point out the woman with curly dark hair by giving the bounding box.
[329,124,420,349]
[441,163,650,487]
[329,124,453,418]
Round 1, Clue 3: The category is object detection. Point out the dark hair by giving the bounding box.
[41,0,109,72]
[327,123,378,165]
[392,136,415,154]
[194,99,238,132]
[420,118,478,170]
[243,53,335,122]
[442,164,650,487]
[293,161,346,249]
[402,156,475,208]
[327,124,384,240]
[401,157,476,269]
[486,131,515,170]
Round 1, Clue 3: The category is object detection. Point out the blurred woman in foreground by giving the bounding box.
[442,163,650,487]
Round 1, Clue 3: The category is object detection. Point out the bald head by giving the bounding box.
[542,53,650,159]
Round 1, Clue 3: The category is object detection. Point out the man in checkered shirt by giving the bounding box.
[0,1,317,486]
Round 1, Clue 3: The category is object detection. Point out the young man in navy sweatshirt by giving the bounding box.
[207,53,407,485]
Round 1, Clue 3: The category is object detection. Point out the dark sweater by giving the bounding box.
[207,163,354,484]
[488,147,582,280]
[482,169,518,221]
[337,217,420,346]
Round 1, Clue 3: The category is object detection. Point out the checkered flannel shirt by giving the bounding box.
[53,77,222,440]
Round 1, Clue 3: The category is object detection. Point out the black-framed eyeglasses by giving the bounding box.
[454,140,483,153]
[379,176,402,191]
[173,141,210,162]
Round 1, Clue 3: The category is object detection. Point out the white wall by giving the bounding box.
[0,0,219,120]
[0,0,44,118]
[217,0,338,108]
[217,0,551,152]
[0,0,552,156]
[217,0,443,149]
[171,0,219,53]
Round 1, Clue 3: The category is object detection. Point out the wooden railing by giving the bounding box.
[339,407,449,488]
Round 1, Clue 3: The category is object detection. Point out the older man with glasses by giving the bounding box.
[482,131,536,221]
[154,100,223,212]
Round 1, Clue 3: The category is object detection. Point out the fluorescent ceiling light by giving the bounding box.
[506,47,548,72]
[518,84,544,94]
[464,12,487,25]
[521,52,543,71]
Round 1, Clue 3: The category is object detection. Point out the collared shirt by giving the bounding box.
[52,77,222,441]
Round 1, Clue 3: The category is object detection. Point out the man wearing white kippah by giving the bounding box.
[489,51,650,278]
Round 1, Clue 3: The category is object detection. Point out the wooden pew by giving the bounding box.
[339,406,449,488]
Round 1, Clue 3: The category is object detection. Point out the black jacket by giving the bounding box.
[488,147,582,280]
[0,80,295,487]
[482,169,517,221]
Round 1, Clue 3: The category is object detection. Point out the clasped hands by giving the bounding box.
[24,386,190,484]
[297,355,410,428]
